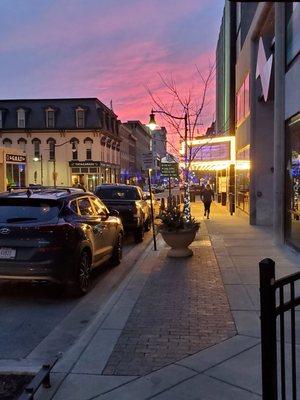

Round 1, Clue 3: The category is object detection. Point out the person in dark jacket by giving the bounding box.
[201,184,214,219]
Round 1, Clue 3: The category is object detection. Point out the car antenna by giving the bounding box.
[26,189,33,198]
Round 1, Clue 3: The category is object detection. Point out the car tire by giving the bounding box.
[134,225,144,243]
[72,250,92,296]
[111,232,123,267]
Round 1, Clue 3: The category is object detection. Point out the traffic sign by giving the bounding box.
[142,152,154,169]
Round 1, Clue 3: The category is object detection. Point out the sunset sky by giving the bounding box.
[1,0,224,139]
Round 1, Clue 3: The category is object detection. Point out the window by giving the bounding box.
[84,137,93,160]
[17,138,27,152]
[45,108,55,128]
[236,73,250,126]
[70,138,79,160]
[17,108,26,128]
[77,197,94,216]
[0,110,2,129]
[47,138,56,160]
[3,138,12,148]
[69,200,79,215]
[76,108,85,128]
[286,2,300,65]
[32,138,41,158]
[90,197,108,216]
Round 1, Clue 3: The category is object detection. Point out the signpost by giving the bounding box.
[147,169,157,251]
[161,156,179,200]
[142,152,154,170]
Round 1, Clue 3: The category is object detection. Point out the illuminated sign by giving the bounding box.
[6,154,27,163]
[191,142,230,162]
[256,37,273,102]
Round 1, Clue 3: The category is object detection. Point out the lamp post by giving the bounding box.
[49,139,77,188]
[148,109,191,221]
[33,154,43,186]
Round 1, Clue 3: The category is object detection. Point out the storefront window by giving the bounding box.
[286,2,300,65]
[236,74,250,126]
[236,146,250,214]
[6,163,26,188]
[286,113,300,249]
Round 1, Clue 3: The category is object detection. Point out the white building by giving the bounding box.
[0,98,121,191]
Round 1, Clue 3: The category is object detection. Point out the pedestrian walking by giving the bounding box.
[201,184,214,219]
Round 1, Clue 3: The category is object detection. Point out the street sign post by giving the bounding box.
[142,152,154,170]
[161,156,179,200]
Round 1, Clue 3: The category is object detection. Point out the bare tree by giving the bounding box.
[148,63,215,220]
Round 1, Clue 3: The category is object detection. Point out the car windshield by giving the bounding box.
[0,199,60,223]
[96,187,141,200]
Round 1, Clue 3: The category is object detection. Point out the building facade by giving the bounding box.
[217,1,300,250]
[124,121,152,185]
[0,98,121,191]
[151,127,167,182]
[119,123,138,184]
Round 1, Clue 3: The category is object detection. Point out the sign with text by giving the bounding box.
[6,154,27,163]
[161,162,179,178]
[191,142,230,162]
[142,152,154,170]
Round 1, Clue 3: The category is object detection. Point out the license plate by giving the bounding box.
[0,248,16,259]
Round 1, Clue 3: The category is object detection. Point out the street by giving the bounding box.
[0,230,153,362]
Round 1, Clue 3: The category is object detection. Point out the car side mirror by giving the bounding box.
[109,209,119,217]
[99,212,109,221]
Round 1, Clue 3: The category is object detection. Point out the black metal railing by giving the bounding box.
[259,258,300,400]
[18,358,58,400]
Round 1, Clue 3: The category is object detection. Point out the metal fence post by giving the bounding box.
[259,258,278,400]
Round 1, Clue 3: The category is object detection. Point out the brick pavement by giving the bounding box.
[103,228,236,376]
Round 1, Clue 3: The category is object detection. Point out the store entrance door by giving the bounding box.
[87,175,99,192]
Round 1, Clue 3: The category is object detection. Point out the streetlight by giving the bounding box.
[148,109,191,221]
[33,154,43,185]
[51,139,77,188]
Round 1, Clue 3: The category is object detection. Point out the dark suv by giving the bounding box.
[0,188,123,294]
[94,184,150,243]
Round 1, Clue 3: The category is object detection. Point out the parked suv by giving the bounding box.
[94,184,150,243]
[0,188,124,295]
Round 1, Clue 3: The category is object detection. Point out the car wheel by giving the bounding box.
[73,250,91,295]
[134,225,144,243]
[111,233,123,266]
[144,218,151,232]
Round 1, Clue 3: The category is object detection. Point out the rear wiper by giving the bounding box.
[6,217,38,223]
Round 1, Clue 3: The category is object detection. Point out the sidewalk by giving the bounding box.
[36,202,300,400]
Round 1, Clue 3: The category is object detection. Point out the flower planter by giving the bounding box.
[159,227,198,258]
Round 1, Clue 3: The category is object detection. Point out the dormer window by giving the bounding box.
[45,108,55,128]
[76,107,85,128]
[17,108,26,128]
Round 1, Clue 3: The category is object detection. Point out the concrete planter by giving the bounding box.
[159,227,198,258]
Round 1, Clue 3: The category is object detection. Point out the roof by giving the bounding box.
[0,98,118,130]
[0,187,90,200]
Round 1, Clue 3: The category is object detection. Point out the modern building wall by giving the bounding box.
[218,1,300,248]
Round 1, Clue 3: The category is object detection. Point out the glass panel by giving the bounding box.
[286,2,300,64]
[77,197,94,216]
[0,199,59,222]
[286,113,300,248]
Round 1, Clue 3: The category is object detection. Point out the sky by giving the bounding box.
[0,0,224,142]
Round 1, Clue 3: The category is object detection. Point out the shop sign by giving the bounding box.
[6,154,27,163]
[69,161,102,167]
[161,161,179,178]
[191,142,230,162]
